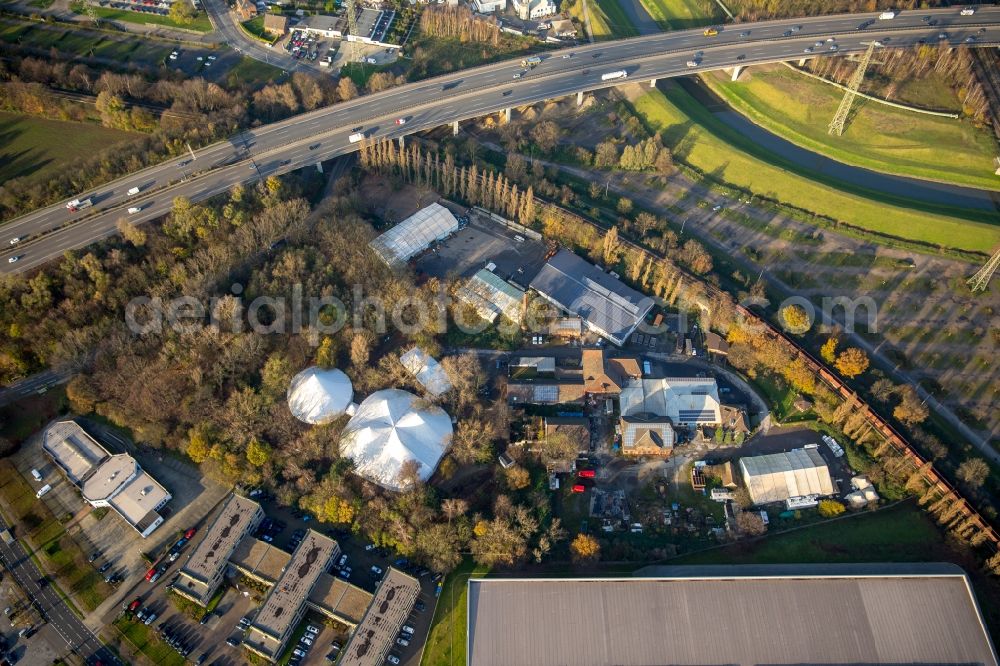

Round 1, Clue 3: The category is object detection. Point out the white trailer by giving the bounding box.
[601,70,627,81]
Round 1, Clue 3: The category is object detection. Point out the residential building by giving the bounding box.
[473,0,506,12]
[738,448,835,506]
[619,377,722,427]
[549,18,576,37]
[175,494,264,606]
[705,331,730,357]
[234,0,257,19]
[262,12,288,35]
[510,356,556,378]
[42,420,170,538]
[244,531,339,662]
[512,0,556,19]
[581,348,640,395]
[530,249,654,346]
[619,414,674,457]
[466,564,999,666]
[506,348,638,405]
[340,568,420,666]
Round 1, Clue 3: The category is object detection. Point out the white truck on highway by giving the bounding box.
[878,10,896,19]
[601,70,628,81]
[65,198,93,212]
[960,7,975,15]
[349,132,365,143]
[127,186,141,196]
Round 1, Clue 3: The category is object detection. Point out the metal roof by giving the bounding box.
[739,448,835,505]
[369,203,459,267]
[455,268,525,323]
[619,377,721,425]
[467,565,999,666]
[529,249,654,346]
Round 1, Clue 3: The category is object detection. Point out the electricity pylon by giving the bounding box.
[968,248,1000,292]
[828,40,878,136]
[345,0,360,62]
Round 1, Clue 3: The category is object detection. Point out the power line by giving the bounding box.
[967,248,1000,292]
[828,40,878,136]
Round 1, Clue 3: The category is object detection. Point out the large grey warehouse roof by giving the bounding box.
[369,203,459,267]
[529,249,653,346]
[467,564,998,666]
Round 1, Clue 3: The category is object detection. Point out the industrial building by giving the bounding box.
[42,420,170,538]
[529,249,654,346]
[738,448,835,505]
[339,389,453,491]
[296,13,344,38]
[455,268,525,324]
[244,531,340,662]
[466,564,999,666]
[174,494,264,606]
[370,203,460,267]
[618,377,722,427]
[400,348,453,397]
[286,366,354,424]
[339,568,421,666]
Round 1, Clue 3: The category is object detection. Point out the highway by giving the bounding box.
[0,516,121,666]
[1,6,998,274]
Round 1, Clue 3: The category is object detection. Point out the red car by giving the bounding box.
[571,484,586,493]
[127,598,141,612]
[184,527,197,539]
[578,469,595,479]
[144,567,156,581]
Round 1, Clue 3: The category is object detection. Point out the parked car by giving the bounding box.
[371,566,383,576]
[401,625,415,635]
[396,637,409,647]
[184,527,197,539]
[387,655,400,665]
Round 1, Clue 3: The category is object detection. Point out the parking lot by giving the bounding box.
[281,29,339,66]
[415,209,549,287]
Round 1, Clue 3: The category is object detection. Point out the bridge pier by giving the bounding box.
[577,91,584,106]
[398,136,405,150]
[503,107,511,123]
[730,65,743,81]
[452,120,459,136]
[316,162,323,174]
[798,58,807,66]
[649,78,657,87]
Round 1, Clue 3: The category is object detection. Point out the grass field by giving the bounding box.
[240,15,278,44]
[0,19,174,62]
[421,559,488,666]
[0,112,140,186]
[565,0,613,39]
[0,459,107,611]
[629,84,1000,253]
[592,0,639,37]
[638,0,719,29]
[70,2,213,32]
[702,65,1000,190]
[113,617,185,666]
[224,56,284,88]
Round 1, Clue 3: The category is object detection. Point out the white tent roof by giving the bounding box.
[287,367,354,424]
[400,348,453,397]
[369,203,459,267]
[739,448,835,505]
[339,389,453,491]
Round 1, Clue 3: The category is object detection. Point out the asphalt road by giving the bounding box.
[1,7,998,274]
[0,517,121,666]
[0,368,74,408]
[201,0,323,75]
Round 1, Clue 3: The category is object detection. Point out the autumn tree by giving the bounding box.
[817,499,846,517]
[893,386,928,426]
[957,458,989,489]
[736,511,766,536]
[834,347,869,378]
[530,121,561,153]
[594,141,619,168]
[116,218,147,247]
[169,0,196,24]
[780,304,810,333]
[246,437,272,467]
[336,77,359,101]
[570,533,600,563]
[505,464,531,490]
[820,337,838,364]
[350,329,375,368]
[315,336,338,369]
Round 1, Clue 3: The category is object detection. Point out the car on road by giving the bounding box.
[803,47,813,53]
[512,72,521,79]
[8,238,19,245]
[782,30,792,37]
[790,24,801,31]
[736,54,746,61]
[7,256,19,264]
[502,90,512,96]
[395,118,407,126]
[829,44,839,51]
[309,143,321,150]
[365,544,376,551]
[739,30,749,37]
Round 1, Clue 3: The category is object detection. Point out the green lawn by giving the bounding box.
[629,83,1000,254]
[71,3,213,32]
[0,19,174,63]
[638,0,719,29]
[225,55,284,88]
[0,112,140,186]
[591,0,638,37]
[113,617,186,666]
[421,558,488,666]
[241,15,278,44]
[702,65,1000,190]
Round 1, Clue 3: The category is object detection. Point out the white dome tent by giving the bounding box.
[287,366,354,425]
[339,389,453,492]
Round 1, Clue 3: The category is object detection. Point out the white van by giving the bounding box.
[30,469,42,482]
[128,207,142,214]
[36,484,52,499]
[127,187,140,196]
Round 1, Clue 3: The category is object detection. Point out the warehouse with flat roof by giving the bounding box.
[466,564,998,666]
[456,268,525,324]
[370,203,459,267]
[529,249,653,346]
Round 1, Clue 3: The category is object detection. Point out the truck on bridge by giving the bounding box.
[65,198,93,212]
[601,70,628,81]
[521,56,542,68]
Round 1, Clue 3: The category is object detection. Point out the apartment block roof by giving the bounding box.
[179,494,262,602]
[340,568,421,666]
